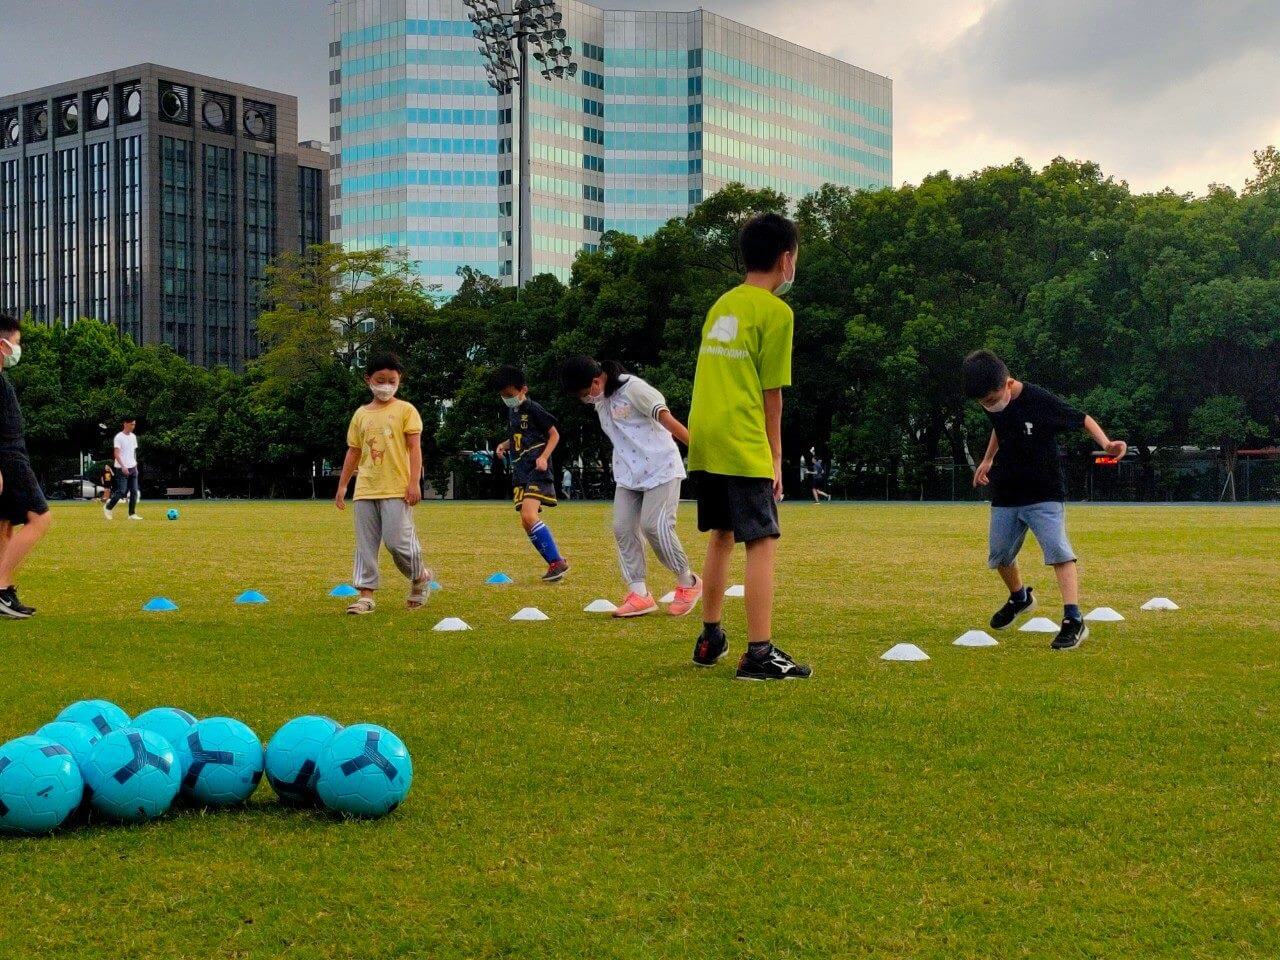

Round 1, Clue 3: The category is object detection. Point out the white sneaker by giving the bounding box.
[103,505,113,520]
[128,514,144,521]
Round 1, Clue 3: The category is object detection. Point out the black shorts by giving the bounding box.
[0,455,49,526]
[693,471,779,543]
[512,457,557,510]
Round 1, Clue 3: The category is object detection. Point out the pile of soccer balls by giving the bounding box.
[0,699,413,835]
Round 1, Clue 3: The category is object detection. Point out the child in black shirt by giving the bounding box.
[962,350,1126,650]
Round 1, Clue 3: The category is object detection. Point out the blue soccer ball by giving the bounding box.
[0,735,84,835]
[82,728,180,822]
[34,721,102,772]
[131,708,198,776]
[182,717,264,806]
[265,715,343,806]
[167,508,179,520]
[315,723,413,817]
[55,699,130,737]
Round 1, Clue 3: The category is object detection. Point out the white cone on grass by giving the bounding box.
[511,607,549,622]
[659,591,676,604]
[1020,617,1061,633]
[1085,607,1125,622]
[584,599,617,613]
[1141,597,1179,611]
[881,643,929,662]
[724,584,745,598]
[954,630,998,648]
[433,617,471,632]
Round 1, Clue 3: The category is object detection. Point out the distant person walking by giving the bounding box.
[104,417,142,520]
[809,453,832,503]
[561,466,573,501]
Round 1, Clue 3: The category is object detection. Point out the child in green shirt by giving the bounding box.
[687,213,812,680]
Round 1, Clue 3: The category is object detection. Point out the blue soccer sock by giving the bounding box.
[528,521,563,564]
[1064,603,1082,621]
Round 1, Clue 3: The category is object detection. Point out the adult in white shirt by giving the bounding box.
[104,417,142,520]
[561,357,702,618]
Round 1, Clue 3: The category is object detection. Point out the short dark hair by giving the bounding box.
[365,352,405,377]
[122,416,137,424]
[560,356,627,397]
[0,314,19,335]
[961,350,1010,399]
[740,213,799,273]
[490,364,526,391]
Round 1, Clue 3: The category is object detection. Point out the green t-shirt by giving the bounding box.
[687,283,794,478]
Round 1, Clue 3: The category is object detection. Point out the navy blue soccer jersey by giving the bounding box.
[507,399,558,464]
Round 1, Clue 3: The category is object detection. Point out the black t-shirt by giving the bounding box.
[0,372,28,458]
[986,383,1084,507]
[507,398,557,464]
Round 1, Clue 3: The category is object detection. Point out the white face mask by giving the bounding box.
[2,339,20,369]
[370,382,398,402]
[982,385,1011,414]
[502,394,523,409]
[581,380,606,405]
[773,255,797,298]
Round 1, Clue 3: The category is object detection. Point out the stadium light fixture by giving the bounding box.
[464,0,580,287]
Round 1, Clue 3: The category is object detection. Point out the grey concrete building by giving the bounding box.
[0,64,329,369]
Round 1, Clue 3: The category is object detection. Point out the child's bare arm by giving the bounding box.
[974,430,998,487]
[657,409,690,446]
[764,388,783,499]
[537,426,561,470]
[405,433,423,505]
[334,447,360,509]
[1083,416,1127,458]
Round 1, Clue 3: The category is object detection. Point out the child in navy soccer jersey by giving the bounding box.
[491,365,570,582]
[962,349,1127,650]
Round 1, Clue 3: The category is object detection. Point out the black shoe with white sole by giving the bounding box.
[0,586,34,619]
[1051,618,1088,650]
[990,587,1036,630]
[693,625,728,666]
[735,644,812,680]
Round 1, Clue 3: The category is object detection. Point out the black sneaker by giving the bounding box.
[0,587,33,619]
[693,625,728,666]
[990,587,1036,630]
[1051,618,1088,650]
[735,644,812,681]
[541,560,569,582]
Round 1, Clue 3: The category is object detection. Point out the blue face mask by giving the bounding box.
[502,394,523,409]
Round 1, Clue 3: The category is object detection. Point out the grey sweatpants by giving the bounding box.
[352,498,426,590]
[613,479,691,589]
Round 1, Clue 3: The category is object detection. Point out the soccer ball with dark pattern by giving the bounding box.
[0,735,85,835]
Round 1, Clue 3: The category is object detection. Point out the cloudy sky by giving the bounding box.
[0,0,1273,193]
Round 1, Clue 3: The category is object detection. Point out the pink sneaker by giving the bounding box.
[613,592,658,618]
[667,575,704,617]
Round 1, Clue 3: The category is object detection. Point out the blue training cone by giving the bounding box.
[235,590,269,605]
[330,584,359,598]
[143,597,178,612]
[486,572,514,585]
[430,581,442,591]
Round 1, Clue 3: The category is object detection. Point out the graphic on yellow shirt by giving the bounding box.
[346,400,424,500]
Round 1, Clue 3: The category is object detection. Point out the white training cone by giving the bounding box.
[433,617,471,632]
[1085,606,1125,622]
[881,643,929,662]
[584,599,617,613]
[724,584,745,598]
[954,630,998,648]
[1020,617,1061,633]
[511,607,549,622]
[659,591,676,604]
[1141,597,1179,611]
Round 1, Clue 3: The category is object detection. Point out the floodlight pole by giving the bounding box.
[517,31,533,288]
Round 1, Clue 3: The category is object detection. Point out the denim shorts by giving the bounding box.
[988,502,1076,568]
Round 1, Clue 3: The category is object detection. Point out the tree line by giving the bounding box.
[12,150,1280,499]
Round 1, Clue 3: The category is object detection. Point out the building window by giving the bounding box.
[0,160,19,315]
[160,136,194,358]
[55,149,78,326]
[24,154,48,323]
[203,144,236,368]
[85,142,110,321]
[244,151,276,359]
[298,165,324,253]
[117,136,141,340]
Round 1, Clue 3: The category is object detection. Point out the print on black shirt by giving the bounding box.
[985,383,1085,507]
[507,399,557,465]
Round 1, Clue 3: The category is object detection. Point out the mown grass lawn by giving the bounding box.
[0,499,1276,959]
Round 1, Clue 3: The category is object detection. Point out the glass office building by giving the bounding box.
[0,65,329,369]
[330,0,892,293]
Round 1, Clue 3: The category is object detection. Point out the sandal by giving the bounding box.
[346,596,375,615]
[407,570,434,610]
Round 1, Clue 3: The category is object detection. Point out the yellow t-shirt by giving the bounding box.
[346,399,424,500]
[687,284,794,478]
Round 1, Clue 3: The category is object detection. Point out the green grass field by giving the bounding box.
[0,500,1277,959]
